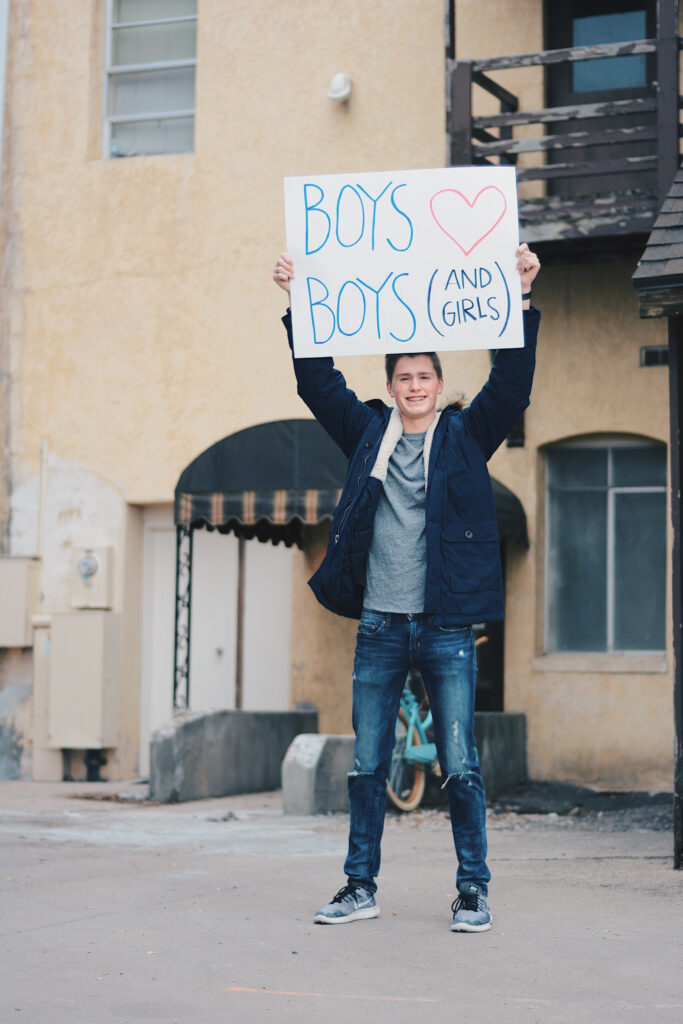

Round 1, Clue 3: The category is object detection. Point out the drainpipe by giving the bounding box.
[37,438,48,610]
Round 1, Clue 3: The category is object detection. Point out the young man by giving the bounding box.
[274,245,540,931]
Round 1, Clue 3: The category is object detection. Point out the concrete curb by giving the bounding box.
[149,708,318,803]
[282,734,353,814]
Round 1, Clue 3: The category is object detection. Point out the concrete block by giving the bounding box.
[475,712,527,800]
[282,734,354,814]
[149,708,318,803]
[281,713,527,814]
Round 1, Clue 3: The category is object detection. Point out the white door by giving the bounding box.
[243,539,293,710]
[140,509,294,775]
[188,529,239,711]
[140,506,176,777]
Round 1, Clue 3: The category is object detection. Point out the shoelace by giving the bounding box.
[451,891,482,914]
[332,884,362,904]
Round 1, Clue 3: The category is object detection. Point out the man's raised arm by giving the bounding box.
[273,252,376,458]
[464,244,541,460]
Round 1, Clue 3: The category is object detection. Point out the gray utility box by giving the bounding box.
[48,611,121,750]
[0,557,41,647]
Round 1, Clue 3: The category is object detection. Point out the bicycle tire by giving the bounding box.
[386,707,426,812]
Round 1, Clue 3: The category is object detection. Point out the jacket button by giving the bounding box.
[465,529,474,539]
[364,440,373,448]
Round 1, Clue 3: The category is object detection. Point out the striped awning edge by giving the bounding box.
[175,487,343,531]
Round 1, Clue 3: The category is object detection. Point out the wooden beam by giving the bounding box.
[668,317,683,870]
[516,154,656,182]
[519,192,657,219]
[473,38,657,73]
[472,70,518,110]
[474,96,657,129]
[531,235,651,265]
[472,126,502,145]
[657,0,680,203]
[474,125,658,158]
[636,289,683,318]
[450,60,472,165]
[524,218,655,243]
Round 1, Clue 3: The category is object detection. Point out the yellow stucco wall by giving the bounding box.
[2,0,447,776]
[499,263,672,788]
[9,0,446,500]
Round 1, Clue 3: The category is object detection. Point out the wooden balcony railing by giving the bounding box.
[449,19,681,250]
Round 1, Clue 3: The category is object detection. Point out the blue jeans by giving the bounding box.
[344,610,491,896]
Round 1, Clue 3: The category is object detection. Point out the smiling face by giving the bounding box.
[387,354,444,432]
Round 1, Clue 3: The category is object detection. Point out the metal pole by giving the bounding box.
[669,317,683,869]
[234,536,245,710]
[173,524,193,710]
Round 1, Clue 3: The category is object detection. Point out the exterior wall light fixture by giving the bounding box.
[328,73,352,102]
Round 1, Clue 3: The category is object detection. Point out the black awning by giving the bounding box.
[491,477,529,549]
[175,418,528,549]
[175,419,346,546]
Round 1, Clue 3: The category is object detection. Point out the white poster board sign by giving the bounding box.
[284,165,522,358]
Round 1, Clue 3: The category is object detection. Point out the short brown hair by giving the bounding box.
[385,351,443,382]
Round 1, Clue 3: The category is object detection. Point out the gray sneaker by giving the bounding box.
[313,883,380,925]
[450,883,492,932]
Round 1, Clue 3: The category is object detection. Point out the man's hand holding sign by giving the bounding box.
[274,165,540,934]
[274,242,539,311]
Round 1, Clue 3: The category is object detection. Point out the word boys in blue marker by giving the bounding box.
[284,165,522,358]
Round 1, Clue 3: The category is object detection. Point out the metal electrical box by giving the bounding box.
[0,557,41,647]
[70,547,114,610]
[32,621,63,781]
[48,611,121,749]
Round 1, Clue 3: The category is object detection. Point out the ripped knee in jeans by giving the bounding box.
[441,769,479,791]
[348,767,387,784]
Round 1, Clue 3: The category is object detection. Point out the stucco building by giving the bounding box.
[0,0,678,790]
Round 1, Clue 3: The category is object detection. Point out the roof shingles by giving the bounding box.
[633,166,683,315]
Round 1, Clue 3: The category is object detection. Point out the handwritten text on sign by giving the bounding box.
[284,165,523,357]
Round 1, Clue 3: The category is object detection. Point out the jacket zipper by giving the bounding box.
[335,452,372,543]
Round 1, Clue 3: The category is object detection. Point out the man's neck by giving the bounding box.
[400,411,436,434]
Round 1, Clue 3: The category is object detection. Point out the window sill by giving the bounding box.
[533,652,668,675]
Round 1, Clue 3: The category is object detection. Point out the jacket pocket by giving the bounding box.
[442,519,501,594]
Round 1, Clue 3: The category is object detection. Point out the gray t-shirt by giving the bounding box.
[363,431,426,613]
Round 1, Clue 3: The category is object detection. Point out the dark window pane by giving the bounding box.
[640,346,668,367]
[547,490,607,651]
[611,445,666,487]
[547,448,607,489]
[613,492,666,650]
[572,12,647,92]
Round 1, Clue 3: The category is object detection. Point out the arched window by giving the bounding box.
[545,437,666,653]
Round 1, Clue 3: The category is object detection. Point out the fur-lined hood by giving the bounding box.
[369,407,443,486]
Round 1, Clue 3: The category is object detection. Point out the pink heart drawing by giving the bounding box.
[429,186,507,256]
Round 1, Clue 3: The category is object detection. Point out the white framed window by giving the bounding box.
[103,0,197,158]
[545,437,667,654]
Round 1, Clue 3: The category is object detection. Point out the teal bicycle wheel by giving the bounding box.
[386,707,426,812]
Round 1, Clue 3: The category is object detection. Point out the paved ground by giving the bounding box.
[1,779,682,1024]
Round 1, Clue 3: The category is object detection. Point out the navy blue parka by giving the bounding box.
[283,307,540,624]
